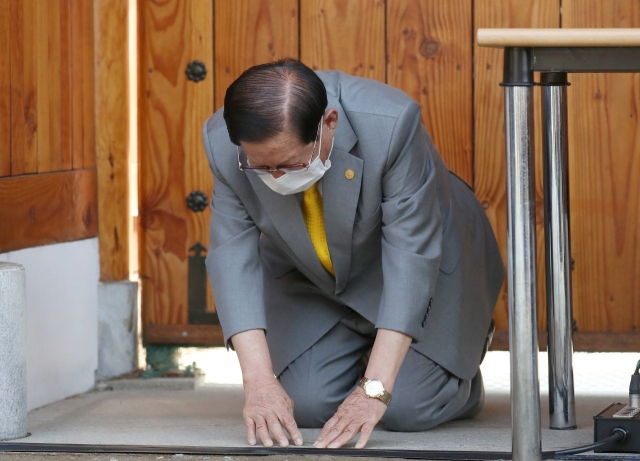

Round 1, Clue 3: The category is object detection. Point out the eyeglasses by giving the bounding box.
[237,122,321,176]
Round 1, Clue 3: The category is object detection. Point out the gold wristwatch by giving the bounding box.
[358,377,392,406]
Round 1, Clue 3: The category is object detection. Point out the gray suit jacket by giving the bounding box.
[202,71,505,381]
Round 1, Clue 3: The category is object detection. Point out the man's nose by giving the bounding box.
[271,170,285,179]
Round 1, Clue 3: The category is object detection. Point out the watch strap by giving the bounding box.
[358,377,392,406]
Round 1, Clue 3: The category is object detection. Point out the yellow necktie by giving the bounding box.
[301,182,334,276]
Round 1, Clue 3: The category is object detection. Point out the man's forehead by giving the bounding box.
[241,133,307,164]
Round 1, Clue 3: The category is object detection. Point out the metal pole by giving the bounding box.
[540,72,577,430]
[502,47,541,461]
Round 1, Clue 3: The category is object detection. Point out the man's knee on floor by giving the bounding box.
[381,397,441,432]
[382,373,482,432]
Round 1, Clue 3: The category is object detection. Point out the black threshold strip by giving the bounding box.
[0,442,619,460]
[0,443,513,460]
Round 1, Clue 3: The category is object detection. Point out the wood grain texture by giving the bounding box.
[34,0,51,173]
[0,169,98,253]
[95,0,130,281]
[144,324,224,346]
[17,0,39,176]
[0,0,10,177]
[300,0,385,82]
[70,0,85,170]
[387,0,473,184]
[562,0,640,333]
[79,0,96,169]
[214,0,299,110]
[139,0,215,328]
[9,0,25,176]
[9,0,93,177]
[474,0,560,331]
[47,0,63,172]
[59,0,72,172]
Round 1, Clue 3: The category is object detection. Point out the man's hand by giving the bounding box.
[243,375,303,448]
[314,386,387,449]
[232,329,303,448]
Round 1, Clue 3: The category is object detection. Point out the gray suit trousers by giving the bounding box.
[278,310,484,431]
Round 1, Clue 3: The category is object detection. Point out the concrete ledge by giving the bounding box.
[97,375,206,392]
[97,281,139,379]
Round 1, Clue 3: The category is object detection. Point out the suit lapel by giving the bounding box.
[323,148,362,293]
[324,87,360,293]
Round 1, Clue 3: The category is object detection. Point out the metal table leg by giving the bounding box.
[502,47,542,461]
[540,72,577,430]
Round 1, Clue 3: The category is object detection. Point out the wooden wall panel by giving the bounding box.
[34,0,50,173]
[300,0,385,82]
[9,0,24,176]
[95,0,131,281]
[59,0,72,173]
[77,0,96,169]
[3,0,96,253]
[139,0,214,325]
[71,0,85,169]
[48,0,63,172]
[387,0,473,184]
[12,0,39,176]
[9,0,75,176]
[9,0,25,176]
[562,0,640,333]
[0,169,98,253]
[214,0,299,111]
[0,0,10,177]
[474,0,560,331]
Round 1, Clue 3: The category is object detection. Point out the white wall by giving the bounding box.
[0,238,99,411]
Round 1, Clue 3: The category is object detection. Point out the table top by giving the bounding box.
[477,28,640,48]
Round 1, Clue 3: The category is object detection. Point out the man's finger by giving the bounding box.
[244,415,257,446]
[327,422,361,449]
[278,411,303,446]
[254,415,273,448]
[354,422,375,449]
[266,414,290,447]
[315,414,339,444]
[315,417,347,448]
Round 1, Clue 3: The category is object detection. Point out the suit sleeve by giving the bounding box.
[375,101,443,340]
[202,121,267,348]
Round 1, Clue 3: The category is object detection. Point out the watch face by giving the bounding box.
[365,379,384,396]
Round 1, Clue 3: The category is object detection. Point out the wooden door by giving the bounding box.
[139,0,220,345]
[139,0,640,350]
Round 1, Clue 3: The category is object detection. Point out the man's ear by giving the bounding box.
[324,108,339,131]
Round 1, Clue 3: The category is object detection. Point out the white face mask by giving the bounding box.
[259,122,334,195]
